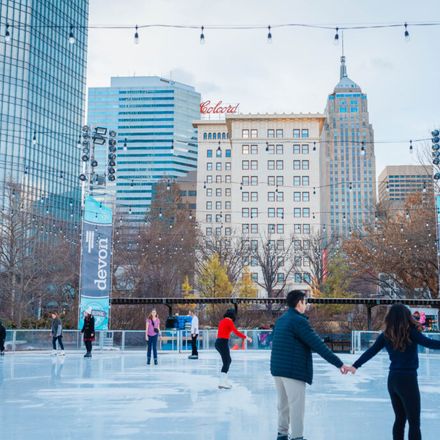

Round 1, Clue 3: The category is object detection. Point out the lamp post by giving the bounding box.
[431,129,440,297]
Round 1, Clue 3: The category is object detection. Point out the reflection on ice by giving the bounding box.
[0,351,439,439]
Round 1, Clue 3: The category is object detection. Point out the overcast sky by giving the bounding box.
[87,0,440,179]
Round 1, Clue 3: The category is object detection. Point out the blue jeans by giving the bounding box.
[147,334,158,361]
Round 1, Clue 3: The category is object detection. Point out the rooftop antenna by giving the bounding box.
[340,31,347,79]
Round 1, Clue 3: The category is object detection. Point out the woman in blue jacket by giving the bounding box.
[351,304,440,440]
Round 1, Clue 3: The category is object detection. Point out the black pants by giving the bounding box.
[147,334,158,361]
[84,340,93,353]
[388,373,421,440]
[52,336,64,350]
[191,334,198,356]
[215,338,231,373]
[0,339,4,352]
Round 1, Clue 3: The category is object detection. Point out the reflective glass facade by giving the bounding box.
[0,0,88,225]
[88,77,200,224]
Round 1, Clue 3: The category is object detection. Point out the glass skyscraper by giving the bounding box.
[87,76,200,225]
[0,0,89,226]
[321,55,376,236]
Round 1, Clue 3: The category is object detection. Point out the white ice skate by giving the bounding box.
[218,372,232,389]
[51,350,57,356]
[59,350,65,356]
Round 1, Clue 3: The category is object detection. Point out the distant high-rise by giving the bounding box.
[87,77,200,225]
[378,165,433,205]
[321,55,376,236]
[0,0,89,225]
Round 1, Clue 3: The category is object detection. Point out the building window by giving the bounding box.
[251,224,258,234]
[206,201,212,210]
[251,160,258,170]
[302,192,310,202]
[268,176,275,186]
[216,162,222,171]
[215,227,222,236]
[206,188,212,196]
[225,162,231,170]
[251,144,258,154]
[277,224,284,234]
[276,144,284,154]
[242,208,249,218]
[267,144,275,154]
[276,191,284,202]
[207,162,213,171]
[294,224,301,234]
[251,176,258,186]
[268,224,275,233]
[293,144,300,154]
[251,273,258,282]
[225,201,231,210]
[302,144,309,154]
[276,160,284,170]
[216,175,222,183]
[268,208,275,218]
[203,133,208,140]
[268,192,275,202]
[208,133,212,140]
[242,160,249,170]
[302,176,310,186]
[216,214,222,222]
[242,191,249,202]
[277,273,285,283]
[294,208,301,218]
[206,214,212,222]
[216,149,222,158]
[293,176,301,186]
[294,273,302,283]
[303,208,310,217]
[225,214,231,223]
[251,208,258,218]
[207,149,213,157]
[225,227,232,236]
[225,149,231,157]
[242,224,249,234]
[293,192,301,202]
[302,160,309,170]
[277,240,284,251]
[242,145,249,154]
[216,201,222,210]
[225,175,231,183]
[267,129,275,138]
[250,129,258,138]
[303,224,310,234]
[242,129,249,139]
[206,227,212,236]
[268,160,275,170]
[216,188,222,197]
[293,129,300,138]
[293,160,301,170]
[276,129,283,138]
[206,175,213,183]
[276,176,284,186]
[277,208,284,219]
[301,129,309,138]
[251,192,258,202]
[225,188,231,196]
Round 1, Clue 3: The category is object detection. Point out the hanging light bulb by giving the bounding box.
[267,25,272,43]
[313,142,316,151]
[123,138,128,151]
[68,25,75,44]
[386,181,390,192]
[313,187,316,195]
[334,27,339,45]
[32,131,37,145]
[409,139,413,154]
[404,22,410,42]
[349,182,353,191]
[4,23,10,43]
[200,26,205,45]
[77,137,82,148]
[217,141,221,153]
[266,142,269,152]
[134,25,139,44]
[360,142,366,156]
[422,182,427,193]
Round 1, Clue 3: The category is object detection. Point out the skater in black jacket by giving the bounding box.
[351,304,440,440]
[81,307,95,358]
[0,320,6,355]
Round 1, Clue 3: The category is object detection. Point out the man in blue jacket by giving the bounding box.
[270,290,350,440]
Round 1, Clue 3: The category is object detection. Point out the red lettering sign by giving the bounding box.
[200,100,240,115]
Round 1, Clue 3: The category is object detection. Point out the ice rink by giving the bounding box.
[1,351,440,440]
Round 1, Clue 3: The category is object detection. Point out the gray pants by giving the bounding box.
[274,376,306,439]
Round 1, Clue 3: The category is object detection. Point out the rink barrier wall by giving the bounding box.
[2,329,275,352]
[351,330,440,354]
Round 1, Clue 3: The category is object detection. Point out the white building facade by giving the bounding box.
[194,114,324,296]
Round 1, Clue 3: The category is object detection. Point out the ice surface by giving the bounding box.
[1,351,440,439]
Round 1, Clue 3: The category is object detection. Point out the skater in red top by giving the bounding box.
[215,308,252,389]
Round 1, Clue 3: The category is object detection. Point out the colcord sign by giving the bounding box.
[78,196,113,330]
[200,100,240,115]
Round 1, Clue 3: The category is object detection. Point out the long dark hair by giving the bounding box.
[384,304,418,351]
[223,308,236,322]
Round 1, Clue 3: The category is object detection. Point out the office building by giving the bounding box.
[378,165,433,205]
[194,114,324,296]
[0,0,89,225]
[87,76,200,225]
[321,55,376,236]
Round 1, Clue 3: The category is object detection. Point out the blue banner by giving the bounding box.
[78,196,113,330]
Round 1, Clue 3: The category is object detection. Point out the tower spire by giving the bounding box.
[340,31,347,79]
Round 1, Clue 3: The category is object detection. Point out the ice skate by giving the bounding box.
[51,350,57,356]
[59,350,65,356]
[218,372,232,389]
[188,355,198,359]
[276,434,288,440]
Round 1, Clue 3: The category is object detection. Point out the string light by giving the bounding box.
[360,142,366,156]
[68,25,75,44]
[334,27,339,44]
[409,139,413,154]
[200,26,205,44]
[134,25,140,44]
[32,132,37,145]
[267,25,272,43]
[404,22,410,41]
